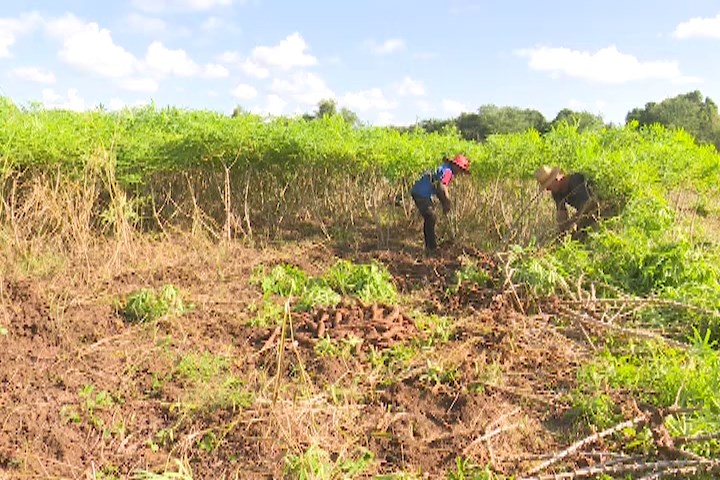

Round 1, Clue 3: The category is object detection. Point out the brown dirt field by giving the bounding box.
[0,237,594,479]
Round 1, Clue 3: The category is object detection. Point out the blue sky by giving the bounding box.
[1,0,719,125]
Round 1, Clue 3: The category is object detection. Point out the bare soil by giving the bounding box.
[0,237,593,479]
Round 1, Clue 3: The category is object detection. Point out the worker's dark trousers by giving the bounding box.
[412,195,437,250]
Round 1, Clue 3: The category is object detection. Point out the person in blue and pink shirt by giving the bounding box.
[410,154,470,252]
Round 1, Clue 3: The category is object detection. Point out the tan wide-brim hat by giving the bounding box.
[534,165,560,189]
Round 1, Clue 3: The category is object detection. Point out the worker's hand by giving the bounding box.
[442,204,451,215]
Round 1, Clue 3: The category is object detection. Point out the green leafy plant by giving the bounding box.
[323,260,398,304]
[570,392,619,430]
[253,264,308,297]
[246,299,284,327]
[253,260,398,311]
[296,280,341,312]
[368,344,417,380]
[60,384,119,434]
[283,445,373,480]
[175,352,228,383]
[447,457,502,480]
[171,352,253,416]
[511,249,570,297]
[132,459,193,480]
[420,361,460,386]
[122,284,186,322]
[447,257,492,294]
[577,331,720,456]
[413,311,454,345]
[314,335,340,357]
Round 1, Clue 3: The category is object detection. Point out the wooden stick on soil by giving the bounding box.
[500,252,525,315]
[462,422,521,455]
[555,305,688,349]
[524,412,648,476]
[272,297,291,405]
[522,458,720,480]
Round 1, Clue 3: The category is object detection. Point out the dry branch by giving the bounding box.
[463,422,521,455]
[560,295,720,319]
[675,431,720,445]
[524,413,648,476]
[521,458,720,480]
[555,305,687,349]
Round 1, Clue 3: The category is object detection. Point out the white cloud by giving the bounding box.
[131,0,234,13]
[107,98,148,110]
[375,112,395,126]
[46,15,137,78]
[124,13,167,33]
[106,98,151,111]
[415,100,433,114]
[202,16,223,31]
[340,88,398,112]
[673,14,720,39]
[231,83,257,100]
[217,50,241,64]
[135,41,230,79]
[395,76,425,96]
[251,94,287,116]
[201,16,239,33]
[412,51,438,60]
[45,13,91,38]
[144,41,198,77]
[416,100,433,113]
[41,88,86,111]
[442,99,468,115]
[10,67,56,84]
[271,72,334,105]
[117,77,159,93]
[251,32,317,70]
[366,38,406,55]
[515,45,693,84]
[216,52,270,78]
[0,12,42,57]
[567,99,586,110]
[202,63,229,78]
[241,59,270,79]
[108,98,127,111]
[671,75,703,85]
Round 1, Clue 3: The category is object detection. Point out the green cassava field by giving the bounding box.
[1,97,719,479]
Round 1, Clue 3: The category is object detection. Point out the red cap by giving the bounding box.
[450,154,469,172]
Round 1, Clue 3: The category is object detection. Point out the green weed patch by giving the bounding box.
[577,331,720,456]
[252,260,397,312]
[121,284,186,322]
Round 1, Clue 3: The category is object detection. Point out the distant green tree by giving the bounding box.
[231,105,248,117]
[412,106,549,142]
[339,107,361,127]
[476,105,549,137]
[316,98,337,118]
[416,118,453,134]
[455,112,488,141]
[551,109,605,132]
[303,99,361,127]
[626,90,720,150]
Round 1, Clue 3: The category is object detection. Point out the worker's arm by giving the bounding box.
[436,183,451,214]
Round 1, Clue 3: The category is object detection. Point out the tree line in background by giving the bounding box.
[238,90,720,151]
[411,90,720,151]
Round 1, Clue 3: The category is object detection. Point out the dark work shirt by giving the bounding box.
[552,173,591,211]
